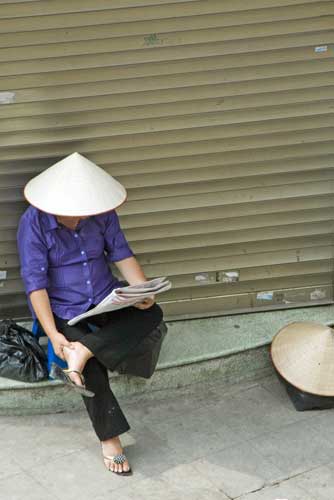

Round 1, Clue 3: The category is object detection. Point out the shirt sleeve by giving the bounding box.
[16,212,49,295]
[104,210,134,263]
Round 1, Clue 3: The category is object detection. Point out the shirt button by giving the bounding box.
[81,250,85,255]
[86,280,91,284]
[41,267,45,271]
[74,233,78,238]
[88,298,92,302]
[83,262,87,266]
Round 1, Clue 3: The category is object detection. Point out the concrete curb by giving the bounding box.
[1,304,333,415]
[0,344,274,416]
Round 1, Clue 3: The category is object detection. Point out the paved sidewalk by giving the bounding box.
[1,373,333,500]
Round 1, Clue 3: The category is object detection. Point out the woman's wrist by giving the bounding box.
[114,256,148,286]
[127,278,148,286]
[45,328,62,340]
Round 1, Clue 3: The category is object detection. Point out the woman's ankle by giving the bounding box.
[62,345,91,373]
[102,435,120,444]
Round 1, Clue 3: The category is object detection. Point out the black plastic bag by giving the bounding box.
[0,319,48,382]
[275,367,334,411]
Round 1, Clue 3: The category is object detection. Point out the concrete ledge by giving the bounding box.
[0,346,274,416]
[0,304,333,415]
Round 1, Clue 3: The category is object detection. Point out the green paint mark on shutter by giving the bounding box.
[144,33,160,46]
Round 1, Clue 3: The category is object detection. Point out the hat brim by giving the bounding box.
[270,321,334,397]
[23,188,128,217]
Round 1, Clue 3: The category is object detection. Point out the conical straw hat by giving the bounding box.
[270,321,334,397]
[24,152,127,216]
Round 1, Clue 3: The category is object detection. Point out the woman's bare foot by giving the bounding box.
[62,342,93,386]
[101,435,131,473]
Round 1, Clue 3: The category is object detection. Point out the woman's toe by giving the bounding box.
[104,458,112,471]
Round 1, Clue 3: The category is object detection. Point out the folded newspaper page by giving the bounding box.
[67,277,171,326]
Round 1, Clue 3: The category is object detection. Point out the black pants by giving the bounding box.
[53,302,163,441]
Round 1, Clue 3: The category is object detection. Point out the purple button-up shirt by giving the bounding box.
[16,205,134,320]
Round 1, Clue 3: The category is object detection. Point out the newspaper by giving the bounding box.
[67,276,171,326]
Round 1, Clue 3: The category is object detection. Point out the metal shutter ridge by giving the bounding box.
[0,0,333,320]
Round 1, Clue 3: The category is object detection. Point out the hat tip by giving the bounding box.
[68,151,86,162]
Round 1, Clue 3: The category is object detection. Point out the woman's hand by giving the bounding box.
[49,331,74,361]
[133,294,155,310]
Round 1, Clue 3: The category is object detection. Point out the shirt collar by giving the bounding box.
[41,210,92,232]
[42,212,59,232]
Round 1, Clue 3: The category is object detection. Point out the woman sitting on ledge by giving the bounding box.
[16,152,164,476]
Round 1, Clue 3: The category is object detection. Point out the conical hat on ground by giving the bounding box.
[270,321,334,397]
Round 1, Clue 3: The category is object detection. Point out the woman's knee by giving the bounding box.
[134,302,163,321]
[145,302,164,326]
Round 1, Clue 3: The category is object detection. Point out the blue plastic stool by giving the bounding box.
[32,319,67,377]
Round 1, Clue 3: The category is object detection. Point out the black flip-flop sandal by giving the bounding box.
[50,362,95,398]
[103,453,133,475]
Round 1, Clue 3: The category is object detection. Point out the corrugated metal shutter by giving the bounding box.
[0,0,333,320]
